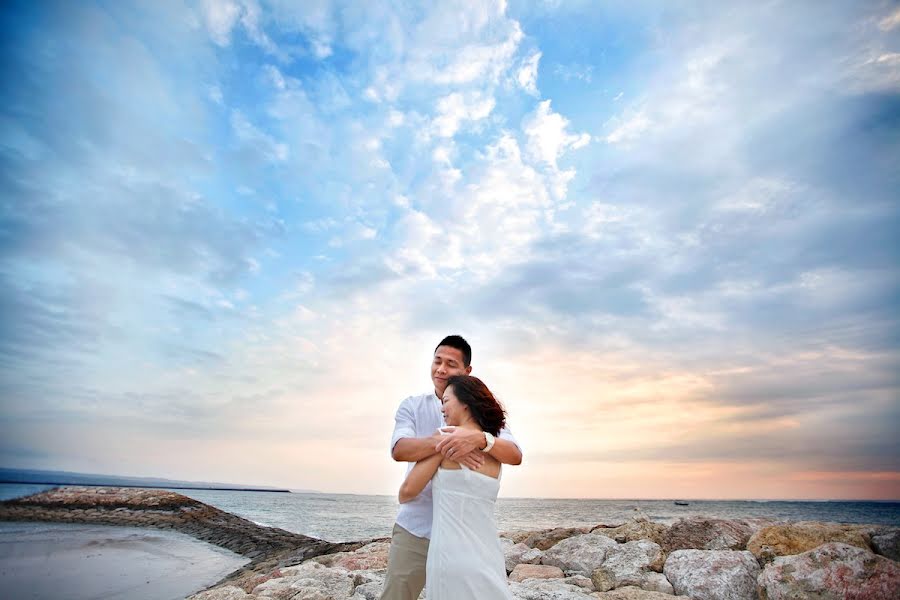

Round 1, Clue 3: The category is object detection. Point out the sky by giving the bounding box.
[1,0,898,500]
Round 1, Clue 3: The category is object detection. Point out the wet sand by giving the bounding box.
[0,521,249,600]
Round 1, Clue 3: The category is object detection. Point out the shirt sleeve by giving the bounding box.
[498,424,523,456]
[390,398,417,454]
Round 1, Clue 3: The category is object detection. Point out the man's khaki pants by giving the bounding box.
[379,523,430,600]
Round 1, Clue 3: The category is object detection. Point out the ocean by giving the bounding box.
[2,483,898,542]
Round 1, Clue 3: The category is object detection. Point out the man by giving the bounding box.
[380,335,523,600]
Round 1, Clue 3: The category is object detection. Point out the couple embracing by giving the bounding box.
[381,335,523,600]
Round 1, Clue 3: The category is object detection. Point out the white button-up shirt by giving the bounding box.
[390,392,521,539]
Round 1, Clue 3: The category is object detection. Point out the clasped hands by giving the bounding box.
[433,426,485,470]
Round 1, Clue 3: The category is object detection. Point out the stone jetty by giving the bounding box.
[0,486,369,561]
[2,487,898,599]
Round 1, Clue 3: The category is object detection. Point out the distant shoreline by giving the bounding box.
[0,480,291,493]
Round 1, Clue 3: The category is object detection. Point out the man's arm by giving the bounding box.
[392,436,439,462]
[435,428,523,466]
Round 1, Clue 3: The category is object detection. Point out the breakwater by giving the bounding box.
[0,486,363,561]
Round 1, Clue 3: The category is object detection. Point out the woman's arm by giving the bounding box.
[398,452,444,504]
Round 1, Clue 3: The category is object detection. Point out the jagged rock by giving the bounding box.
[591,540,667,592]
[757,542,900,600]
[541,533,619,576]
[509,563,565,582]
[662,518,754,552]
[595,585,688,599]
[505,542,544,572]
[640,572,674,594]
[563,574,594,589]
[508,578,598,599]
[522,526,594,550]
[592,519,669,547]
[747,521,873,563]
[254,562,356,599]
[188,586,251,600]
[351,581,382,600]
[314,541,390,571]
[870,526,900,561]
[664,549,760,600]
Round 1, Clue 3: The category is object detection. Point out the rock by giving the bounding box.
[664,549,760,600]
[592,519,669,547]
[188,586,251,600]
[662,518,754,552]
[351,581,383,599]
[757,542,900,600]
[541,533,619,576]
[505,542,544,573]
[640,572,674,594]
[254,562,356,599]
[509,563,565,582]
[522,526,594,550]
[563,574,594,590]
[591,540,667,592]
[870,526,900,561]
[508,578,598,599]
[747,521,873,563]
[315,541,390,571]
[594,585,688,599]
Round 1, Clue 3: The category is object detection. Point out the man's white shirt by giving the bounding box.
[390,392,521,539]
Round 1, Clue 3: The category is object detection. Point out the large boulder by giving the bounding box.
[314,541,390,571]
[870,526,900,562]
[662,518,755,552]
[189,587,251,600]
[592,519,669,546]
[757,542,900,600]
[509,578,598,599]
[521,526,594,550]
[254,561,356,599]
[509,563,565,583]
[504,541,544,573]
[664,549,760,600]
[595,585,693,599]
[541,533,619,576]
[748,521,873,563]
[591,540,668,593]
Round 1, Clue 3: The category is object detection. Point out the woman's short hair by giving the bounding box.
[445,375,506,436]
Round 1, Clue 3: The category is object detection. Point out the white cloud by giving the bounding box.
[230,110,289,162]
[200,0,242,46]
[516,51,542,96]
[208,85,224,105]
[878,6,900,31]
[432,92,496,138]
[604,110,652,144]
[263,65,287,90]
[523,100,590,168]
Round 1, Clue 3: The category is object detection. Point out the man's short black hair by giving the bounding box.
[435,335,472,367]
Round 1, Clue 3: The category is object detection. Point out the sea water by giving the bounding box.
[3,484,897,543]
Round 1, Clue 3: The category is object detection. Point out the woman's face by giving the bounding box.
[441,386,468,426]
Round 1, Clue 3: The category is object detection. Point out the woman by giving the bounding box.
[398,375,513,600]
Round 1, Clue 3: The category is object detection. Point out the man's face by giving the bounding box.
[431,345,471,396]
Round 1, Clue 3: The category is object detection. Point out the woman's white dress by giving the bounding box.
[425,466,513,600]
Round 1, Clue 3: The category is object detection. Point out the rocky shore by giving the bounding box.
[2,487,899,599]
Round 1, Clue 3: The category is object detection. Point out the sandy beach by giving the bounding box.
[0,522,249,600]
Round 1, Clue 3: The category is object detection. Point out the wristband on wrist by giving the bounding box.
[481,431,495,453]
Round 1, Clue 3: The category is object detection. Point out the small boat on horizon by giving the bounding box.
[674,500,689,506]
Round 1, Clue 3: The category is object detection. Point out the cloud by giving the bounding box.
[432,91,496,137]
[516,51,542,96]
[2,0,898,499]
[200,0,242,46]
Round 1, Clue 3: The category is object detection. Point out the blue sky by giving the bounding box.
[1,0,898,499]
